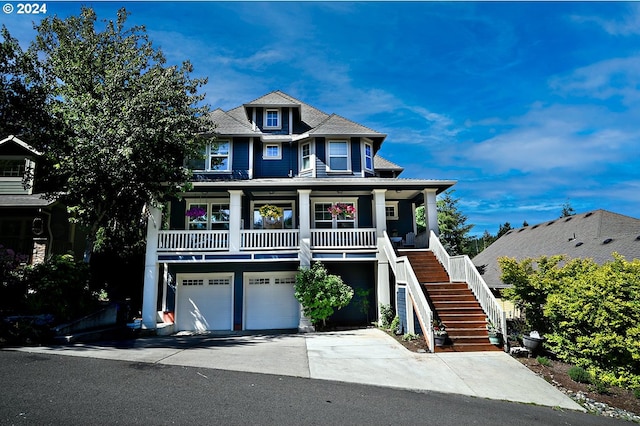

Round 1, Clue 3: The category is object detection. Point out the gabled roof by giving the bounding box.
[0,135,42,156]
[211,91,383,140]
[472,209,640,288]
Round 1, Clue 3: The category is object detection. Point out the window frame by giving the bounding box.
[262,143,282,160]
[363,141,374,172]
[312,198,358,229]
[326,140,351,173]
[300,142,313,172]
[264,108,281,130]
[187,140,232,173]
[250,200,296,230]
[385,201,399,220]
[185,199,231,230]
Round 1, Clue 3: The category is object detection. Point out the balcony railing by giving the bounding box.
[157,228,377,251]
[311,228,377,248]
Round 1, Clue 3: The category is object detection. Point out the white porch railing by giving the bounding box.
[311,228,377,248]
[382,231,434,351]
[429,231,507,343]
[158,230,229,251]
[241,230,299,250]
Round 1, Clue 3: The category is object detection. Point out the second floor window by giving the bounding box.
[327,140,349,171]
[0,159,26,177]
[263,143,281,160]
[301,142,312,171]
[364,143,373,171]
[186,141,231,172]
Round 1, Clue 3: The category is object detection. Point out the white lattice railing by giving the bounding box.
[241,230,299,250]
[429,231,507,343]
[382,231,434,351]
[311,228,377,248]
[158,230,229,251]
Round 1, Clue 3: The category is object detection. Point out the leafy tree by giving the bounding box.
[437,190,473,256]
[0,26,53,141]
[294,262,353,328]
[522,220,529,227]
[28,7,214,260]
[560,200,576,218]
[496,222,512,238]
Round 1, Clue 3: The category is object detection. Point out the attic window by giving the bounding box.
[603,238,613,245]
[264,109,281,129]
[575,242,583,247]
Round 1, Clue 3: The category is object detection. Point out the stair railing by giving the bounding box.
[382,231,435,351]
[429,231,507,347]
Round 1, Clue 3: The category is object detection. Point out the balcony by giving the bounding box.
[157,228,377,252]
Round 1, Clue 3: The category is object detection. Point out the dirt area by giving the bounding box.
[386,331,640,418]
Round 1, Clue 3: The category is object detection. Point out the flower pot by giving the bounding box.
[434,335,447,346]
[488,334,503,346]
[522,334,544,352]
[162,311,175,323]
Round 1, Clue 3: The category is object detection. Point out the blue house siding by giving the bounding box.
[232,138,250,171]
[253,107,291,135]
[254,141,294,178]
[351,138,362,174]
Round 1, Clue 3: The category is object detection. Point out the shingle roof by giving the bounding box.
[0,135,42,156]
[472,209,640,288]
[210,90,383,139]
[0,193,55,207]
[374,155,404,172]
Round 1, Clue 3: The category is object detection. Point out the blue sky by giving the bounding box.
[2,2,639,236]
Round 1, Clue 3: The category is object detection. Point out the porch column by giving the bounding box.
[142,205,162,329]
[228,190,244,252]
[297,189,314,332]
[423,189,439,236]
[297,189,312,267]
[373,189,390,321]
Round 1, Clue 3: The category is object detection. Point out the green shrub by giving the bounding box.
[590,378,610,395]
[390,315,400,334]
[568,366,592,384]
[402,333,418,341]
[379,304,394,328]
[536,356,551,367]
[294,262,353,328]
[633,388,640,399]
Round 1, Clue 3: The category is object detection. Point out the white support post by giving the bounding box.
[406,290,415,335]
[423,189,439,236]
[297,189,314,332]
[228,190,244,252]
[142,205,162,329]
[373,189,390,320]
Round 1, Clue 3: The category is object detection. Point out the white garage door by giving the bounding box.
[176,273,233,332]
[244,272,300,330]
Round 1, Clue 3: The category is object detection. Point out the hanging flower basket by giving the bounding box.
[259,204,284,220]
[327,203,356,219]
[185,206,207,219]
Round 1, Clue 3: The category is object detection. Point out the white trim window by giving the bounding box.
[263,143,282,160]
[363,142,374,172]
[251,201,295,229]
[0,158,26,177]
[385,201,399,220]
[327,140,350,172]
[185,200,230,230]
[187,140,231,172]
[313,200,357,229]
[264,108,281,129]
[300,142,312,171]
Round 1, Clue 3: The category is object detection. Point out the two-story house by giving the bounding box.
[141,91,458,334]
[0,135,82,263]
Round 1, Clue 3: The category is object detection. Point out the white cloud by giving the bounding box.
[572,4,640,36]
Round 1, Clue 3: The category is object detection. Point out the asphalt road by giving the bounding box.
[0,350,625,425]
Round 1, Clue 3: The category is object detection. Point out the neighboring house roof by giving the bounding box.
[473,209,640,288]
[0,135,42,156]
[0,193,55,207]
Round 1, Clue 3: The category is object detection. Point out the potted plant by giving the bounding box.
[487,319,503,346]
[433,319,448,346]
[522,330,544,352]
[327,203,356,219]
[259,204,284,229]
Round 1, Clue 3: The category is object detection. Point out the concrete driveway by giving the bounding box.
[5,327,583,411]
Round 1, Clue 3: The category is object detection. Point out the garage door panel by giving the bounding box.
[176,274,233,332]
[244,273,300,330]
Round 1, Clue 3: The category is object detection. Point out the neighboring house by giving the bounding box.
[141,91,458,334]
[473,209,640,290]
[0,135,82,263]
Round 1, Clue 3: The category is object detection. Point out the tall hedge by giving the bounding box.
[500,253,640,389]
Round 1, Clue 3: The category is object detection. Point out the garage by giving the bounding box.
[244,272,300,330]
[175,273,233,332]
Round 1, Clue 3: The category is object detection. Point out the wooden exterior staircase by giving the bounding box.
[402,250,501,352]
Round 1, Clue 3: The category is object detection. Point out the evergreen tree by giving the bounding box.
[437,190,473,256]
